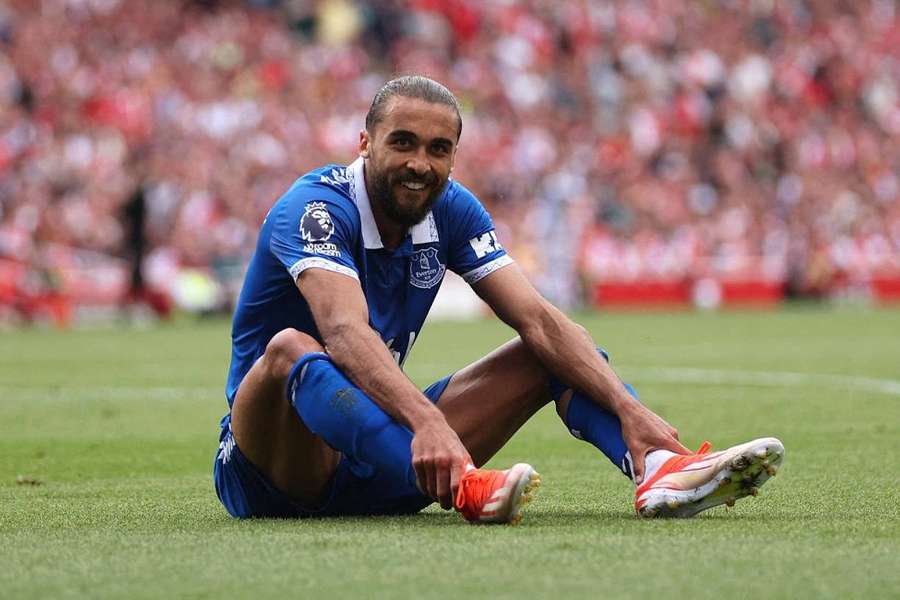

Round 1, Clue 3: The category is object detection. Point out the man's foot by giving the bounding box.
[455,463,541,525]
[635,437,784,518]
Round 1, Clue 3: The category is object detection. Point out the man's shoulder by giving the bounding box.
[284,163,354,201]
[432,179,492,235]
[307,163,355,194]
[434,178,484,218]
[272,163,360,220]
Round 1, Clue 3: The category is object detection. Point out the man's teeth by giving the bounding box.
[401,181,426,190]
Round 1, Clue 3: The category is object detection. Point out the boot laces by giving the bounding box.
[455,469,504,518]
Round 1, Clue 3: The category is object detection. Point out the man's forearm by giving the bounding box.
[520,302,638,418]
[323,322,445,432]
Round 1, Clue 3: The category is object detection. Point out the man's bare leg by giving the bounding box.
[435,337,554,467]
[229,329,341,506]
[436,337,631,475]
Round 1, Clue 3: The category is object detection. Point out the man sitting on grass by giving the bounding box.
[214,75,784,523]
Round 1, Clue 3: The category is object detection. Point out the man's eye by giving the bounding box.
[394,138,412,148]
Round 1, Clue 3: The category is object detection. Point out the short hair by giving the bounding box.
[365,75,462,139]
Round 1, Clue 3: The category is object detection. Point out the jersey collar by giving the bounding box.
[349,157,439,249]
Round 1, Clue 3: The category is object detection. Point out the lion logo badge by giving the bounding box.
[300,202,335,242]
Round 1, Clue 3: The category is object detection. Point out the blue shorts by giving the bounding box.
[213,375,453,519]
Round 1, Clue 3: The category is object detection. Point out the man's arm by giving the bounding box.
[471,263,689,483]
[296,268,470,509]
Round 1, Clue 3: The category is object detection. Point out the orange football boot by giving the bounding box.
[635,437,784,518]
[455,463,541,525]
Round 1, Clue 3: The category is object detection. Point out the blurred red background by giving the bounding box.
[1,0,898,325]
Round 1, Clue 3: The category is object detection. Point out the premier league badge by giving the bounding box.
[410,247,446,289]
[300,202,335,242]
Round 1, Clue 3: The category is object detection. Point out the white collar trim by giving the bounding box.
[349,157,382,249]
[349,157,439,250]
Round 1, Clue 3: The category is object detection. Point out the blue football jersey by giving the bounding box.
[224,158,512,406]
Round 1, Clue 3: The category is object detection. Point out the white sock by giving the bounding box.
[642,449,676,482]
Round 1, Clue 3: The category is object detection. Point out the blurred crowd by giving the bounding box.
[1,0,899,321]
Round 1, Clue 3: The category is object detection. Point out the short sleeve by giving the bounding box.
[446,186,513,284]
[269,188,360,281]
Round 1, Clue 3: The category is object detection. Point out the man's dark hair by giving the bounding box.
[365,75,462,140]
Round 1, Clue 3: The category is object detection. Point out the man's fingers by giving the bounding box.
[668,427,690,452]
[665,437,691,455]
[632,449,646,485]
[436,463,452,510]
[413,461,428,496]
[449,459,463,507]
[421,461,437,501]
[429,466,440,501]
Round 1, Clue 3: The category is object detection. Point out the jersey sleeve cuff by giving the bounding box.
[460,254,514,284]
[288,257,359,281]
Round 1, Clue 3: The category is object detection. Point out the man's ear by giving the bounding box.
[358,130,370,158]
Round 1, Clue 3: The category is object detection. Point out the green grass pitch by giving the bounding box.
[2,308,899,598]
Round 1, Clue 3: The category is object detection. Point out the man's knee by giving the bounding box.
[262,329,324,381]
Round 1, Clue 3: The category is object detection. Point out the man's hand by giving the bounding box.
[411,417,473,510]
[619,402,690,484]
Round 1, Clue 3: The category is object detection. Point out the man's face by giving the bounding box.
[359,96,459,228]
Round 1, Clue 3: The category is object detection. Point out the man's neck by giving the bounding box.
[363,161,406,250]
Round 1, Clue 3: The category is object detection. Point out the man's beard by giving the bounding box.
[369,163,446,228]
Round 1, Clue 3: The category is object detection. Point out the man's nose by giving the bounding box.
[406,150,430,176]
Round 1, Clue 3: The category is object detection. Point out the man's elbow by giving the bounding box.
[517,298,563,345]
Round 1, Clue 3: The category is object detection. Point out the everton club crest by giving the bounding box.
[410,247,445,289]
[300,202,335,242]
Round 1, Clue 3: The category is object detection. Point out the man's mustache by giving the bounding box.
[394,171,437,186]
